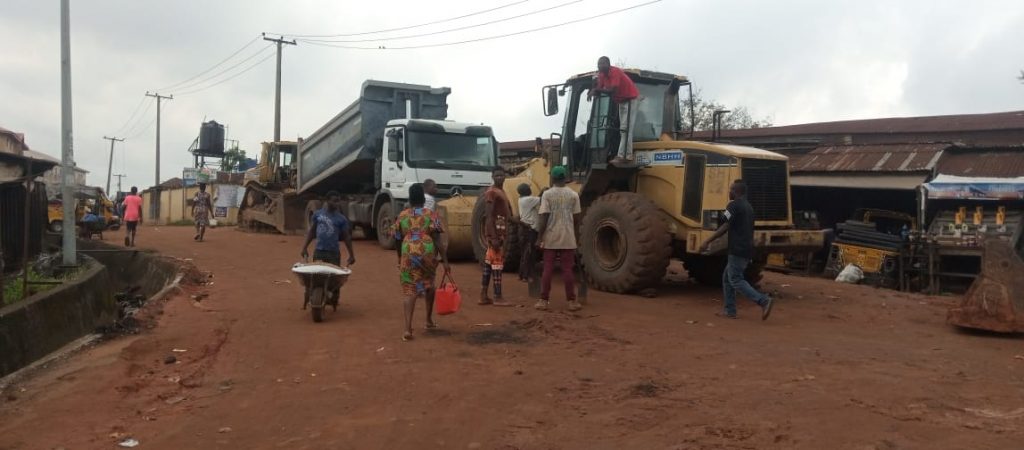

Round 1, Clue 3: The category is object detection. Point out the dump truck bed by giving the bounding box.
[296,80,450,195]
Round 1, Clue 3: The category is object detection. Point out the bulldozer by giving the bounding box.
[476,69,824,293]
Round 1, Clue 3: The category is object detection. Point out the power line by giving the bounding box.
[112,95,147,135]
[300,0,582,44]
[173,51,276,96]
[155,35,261,92]
[297,0,662,50]
[122,97,155,138]
[280,0,529,38]
[167,44,274,94]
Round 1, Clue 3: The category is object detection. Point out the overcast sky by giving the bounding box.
[2,0,1022,192]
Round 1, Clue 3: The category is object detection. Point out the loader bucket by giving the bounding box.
[947,239,1024,333]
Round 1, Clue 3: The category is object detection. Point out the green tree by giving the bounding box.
[222,145,247,172]
[681,89,773,131]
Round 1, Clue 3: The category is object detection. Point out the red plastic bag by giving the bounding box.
[435,271,461,315]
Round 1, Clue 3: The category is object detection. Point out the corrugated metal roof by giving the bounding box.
[937,148,1024,178]
[711,110,1024,138]
[791,143,948,173]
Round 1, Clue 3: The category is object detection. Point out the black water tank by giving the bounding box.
[198,120,225,155]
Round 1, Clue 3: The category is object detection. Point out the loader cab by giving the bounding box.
[542,69,691,197]
[256,141,297,187]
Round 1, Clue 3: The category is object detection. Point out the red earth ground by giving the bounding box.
[1,225,1022,450]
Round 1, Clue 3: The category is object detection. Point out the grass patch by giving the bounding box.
[2,267,80,306]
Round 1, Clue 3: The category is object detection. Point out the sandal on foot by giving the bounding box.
[402,332,414,341]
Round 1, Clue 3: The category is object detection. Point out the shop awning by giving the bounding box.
[923,174,1024,200]
[790,173,928,190]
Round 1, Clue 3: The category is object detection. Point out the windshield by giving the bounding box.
[406,131,497,170]
[633,83,668,141]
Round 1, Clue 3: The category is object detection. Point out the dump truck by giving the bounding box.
[483,69,824,293]
[238,80,498,257]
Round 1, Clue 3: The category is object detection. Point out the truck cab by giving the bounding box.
[380,119,497,202]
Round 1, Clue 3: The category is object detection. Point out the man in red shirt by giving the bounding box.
[591,56,640,165]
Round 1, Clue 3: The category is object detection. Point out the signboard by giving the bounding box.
[183,167,198,187]
[214,206,228,218]
[925,175,1024,201]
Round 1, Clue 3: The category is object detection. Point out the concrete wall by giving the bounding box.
[0,241,181,377]
[0,256,113,377]
[142,184,239,225]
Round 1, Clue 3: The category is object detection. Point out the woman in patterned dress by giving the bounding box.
[393,183,451,341]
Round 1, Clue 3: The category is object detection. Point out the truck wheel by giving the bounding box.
[49,221,63,233]
[579,193,671,293]
[470,195,521,272]
[376,203,397,250]
[304,200,323,231]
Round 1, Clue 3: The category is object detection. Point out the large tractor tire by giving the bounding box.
[579,193,672,294]
[470,195,522,272]
[684,256,765,287]
[376,202,397,250]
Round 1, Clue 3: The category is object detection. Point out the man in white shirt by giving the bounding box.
[516,183,541,281]
[535,166,582,312]
[423,179,438,211]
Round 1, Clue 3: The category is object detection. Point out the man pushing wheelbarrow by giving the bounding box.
[296,191,356,322]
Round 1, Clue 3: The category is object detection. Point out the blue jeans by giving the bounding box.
[722,255,767,316]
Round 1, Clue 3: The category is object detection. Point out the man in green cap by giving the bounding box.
[535,166,583,312]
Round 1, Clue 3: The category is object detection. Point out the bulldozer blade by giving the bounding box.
[947,239,1024,333]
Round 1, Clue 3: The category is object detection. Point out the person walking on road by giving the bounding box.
[480,167,513,307]
[393,183,450,341]
[591,56,640,165]
[516,183,541,282]
[700,180,774,320]
[122,186,142,247]
[535,166,583,312]
[192,183,214,242]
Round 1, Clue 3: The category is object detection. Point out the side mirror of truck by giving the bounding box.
[543,86,559,117]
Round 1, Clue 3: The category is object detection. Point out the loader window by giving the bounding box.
[683,154,706,220]
[634,84,667,141]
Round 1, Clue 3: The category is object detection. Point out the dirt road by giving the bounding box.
[1,226,1022,449]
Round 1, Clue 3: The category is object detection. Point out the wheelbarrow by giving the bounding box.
[291,262,352,323]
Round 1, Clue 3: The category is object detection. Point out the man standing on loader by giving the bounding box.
[701,180,775,320]
[590,56,640,165]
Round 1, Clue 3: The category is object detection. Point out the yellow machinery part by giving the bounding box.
[435,195,477,260]
[832,242,898,274]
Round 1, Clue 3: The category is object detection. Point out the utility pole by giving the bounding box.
[262,33,296,142]
[103,135,124,195]
[144,92,171,221]
[60,0,75,266]
[114,174,126,193]
[144,92,172,187]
